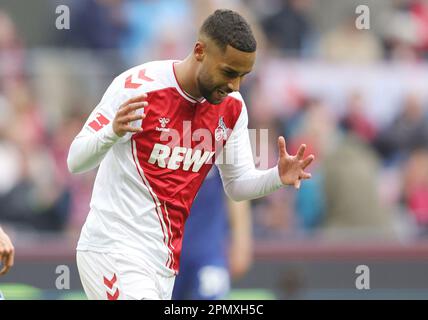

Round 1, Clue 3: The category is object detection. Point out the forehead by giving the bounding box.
[213,44,255,72]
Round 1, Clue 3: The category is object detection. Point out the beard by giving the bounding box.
[196,74,218,104]
[196,70,230,105]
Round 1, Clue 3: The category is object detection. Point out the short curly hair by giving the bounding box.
[199,9,257,53]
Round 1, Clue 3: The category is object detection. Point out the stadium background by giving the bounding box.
[1,0,428,299]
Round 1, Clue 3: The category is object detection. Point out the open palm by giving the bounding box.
[277,136,314,189]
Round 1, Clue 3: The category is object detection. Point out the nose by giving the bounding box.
[227,78,240,92]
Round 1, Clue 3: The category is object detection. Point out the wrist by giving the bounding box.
[275,165,285,187]
[103,123,122,142]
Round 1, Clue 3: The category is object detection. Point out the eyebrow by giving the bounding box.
[222,67,251,77]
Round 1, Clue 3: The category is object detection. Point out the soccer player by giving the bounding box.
[68,9,314,300]
[0,226,14,276]
[172,167,252,300]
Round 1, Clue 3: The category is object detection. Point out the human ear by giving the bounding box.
[194,41,206,62]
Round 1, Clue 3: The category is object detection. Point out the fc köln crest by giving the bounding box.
[215,116,229,141]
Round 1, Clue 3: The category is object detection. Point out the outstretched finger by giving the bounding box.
[122,125,144,133]
[294,180,301,189]
[5,250,14,270]
[0,255,9,275]
[128,101,148,112]
[118,101,147,116]
[277,136,287,158]
[300,172,312,180]
[301,154,315,170]
[296,144,306,160]
[118,94,148,110]
[120,113,146,124]
[125,93,148,105]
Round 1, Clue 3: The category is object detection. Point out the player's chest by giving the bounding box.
[141,98,233,150]
[131,92,240,173]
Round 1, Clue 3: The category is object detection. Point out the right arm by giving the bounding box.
[67,84,147,174]
[217,95,314,201]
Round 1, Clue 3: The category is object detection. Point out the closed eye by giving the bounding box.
[223,70,239,78]
[222,68,251,79]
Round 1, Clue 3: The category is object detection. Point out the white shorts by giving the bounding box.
[76,250,175,300]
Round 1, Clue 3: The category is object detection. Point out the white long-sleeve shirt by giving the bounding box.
[68,60,284,276]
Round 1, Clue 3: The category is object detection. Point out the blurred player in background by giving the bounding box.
[172,167,252,300]
[68,9,314,300]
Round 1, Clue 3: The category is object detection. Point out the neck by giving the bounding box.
[174,55,202,99]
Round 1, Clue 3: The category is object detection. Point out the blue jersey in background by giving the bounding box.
[172,167,230,300]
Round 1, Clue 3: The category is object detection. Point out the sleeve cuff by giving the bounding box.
[99,123,122,144]
[271,165,285,188]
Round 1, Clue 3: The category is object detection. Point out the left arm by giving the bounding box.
[217,99,314,201]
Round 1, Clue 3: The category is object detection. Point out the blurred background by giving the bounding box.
[1,0,428,299]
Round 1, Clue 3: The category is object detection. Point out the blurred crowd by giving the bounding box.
[1,0,428,242]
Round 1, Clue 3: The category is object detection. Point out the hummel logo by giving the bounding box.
[103,273,120,300]
[159,117,170,128]
[156,117,170,132]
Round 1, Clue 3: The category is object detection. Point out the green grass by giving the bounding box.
[0,283,43,300]
[0,283,277,300]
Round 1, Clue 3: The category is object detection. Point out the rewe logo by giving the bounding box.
[148,143,215,172]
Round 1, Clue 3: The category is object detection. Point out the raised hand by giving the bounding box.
[277,136,315,189]
[113,94,148,137]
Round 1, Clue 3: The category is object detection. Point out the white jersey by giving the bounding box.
[68,60,283,277]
